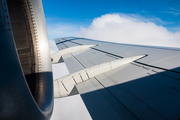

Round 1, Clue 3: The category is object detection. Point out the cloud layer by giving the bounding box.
[76,14,180,48]
[47,23,79,40]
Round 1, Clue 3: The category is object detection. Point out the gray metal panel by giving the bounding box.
[107,85,165,120]
[57,44,67,50]
[102,63,179,101]
[90,77,138,120]
[72,39,102,45]
[63,53,84,73]
[151,55,180,71]
[95,74,117,87]
[104,63,147,84]
[77,79,124,120]
[77,79,97,94]
[62,41,80,48]
[72,48,116,67]
[120,72,179,101]
[145,89,180,120]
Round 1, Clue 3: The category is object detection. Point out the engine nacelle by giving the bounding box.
[0,0,53,119]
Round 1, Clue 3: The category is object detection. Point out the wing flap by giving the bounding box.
[62,53,84,73]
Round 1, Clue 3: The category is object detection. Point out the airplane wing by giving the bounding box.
[52,37,180,120]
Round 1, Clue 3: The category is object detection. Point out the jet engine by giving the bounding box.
[0,0,53,119]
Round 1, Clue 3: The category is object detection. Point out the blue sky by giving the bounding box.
[42,0,180,41]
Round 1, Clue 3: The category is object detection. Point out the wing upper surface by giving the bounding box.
[53,37,180,120]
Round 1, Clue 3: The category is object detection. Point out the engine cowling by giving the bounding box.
[0,0,53,119]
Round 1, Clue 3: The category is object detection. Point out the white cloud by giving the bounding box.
[118,13,172,25]
[76,14,180,48]
[47,23,79,40]
[164,7,180,16]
